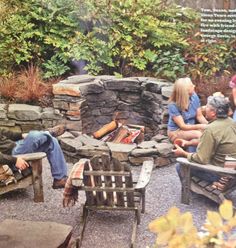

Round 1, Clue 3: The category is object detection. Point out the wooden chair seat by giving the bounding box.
[177,157,236,206]
[75,154,153,248]
[0,152,46,202]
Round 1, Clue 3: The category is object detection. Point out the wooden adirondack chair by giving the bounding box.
[176,157,236,206]
[75,154,153,248]
[0,152,46,202]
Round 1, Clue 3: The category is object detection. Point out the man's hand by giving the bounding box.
[172,144,189,157]
[15,157,29,171]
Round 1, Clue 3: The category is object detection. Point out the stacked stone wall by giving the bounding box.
[52,75,173,140]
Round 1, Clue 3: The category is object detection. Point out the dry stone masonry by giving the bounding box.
[53,75,175,167]
[0,75,175,167]
[52,75,173,140]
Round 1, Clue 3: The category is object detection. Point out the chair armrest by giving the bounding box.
[176,157,236,177]
[135,160,153,190]
[14,152,46,161]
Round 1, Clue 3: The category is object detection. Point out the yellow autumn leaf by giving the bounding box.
[179,212,194,233]
[168,234,184,248]
[210,237,224,246]
[156,229,174,245]
[206,211,223,228]
[166,207,181,227]
[149,216,170,233]
[228,216,236,227]
[219,200,233,220]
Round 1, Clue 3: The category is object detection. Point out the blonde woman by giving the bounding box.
[167,77,208,145]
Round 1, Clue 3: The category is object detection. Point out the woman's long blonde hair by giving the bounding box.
[169,77,193,111]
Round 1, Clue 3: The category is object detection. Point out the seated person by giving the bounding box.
[173,96,236,190]
[0,125,68,189]
[167,77,208,151]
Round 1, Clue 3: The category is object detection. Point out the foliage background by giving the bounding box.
[0,0,236,103]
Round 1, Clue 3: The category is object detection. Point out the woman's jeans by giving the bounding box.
[176,162,220,184]
[12,131,67,180]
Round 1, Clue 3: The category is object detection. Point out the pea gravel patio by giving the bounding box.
[0,159,222,247]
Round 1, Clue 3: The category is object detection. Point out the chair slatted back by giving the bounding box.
[82,154,137,209]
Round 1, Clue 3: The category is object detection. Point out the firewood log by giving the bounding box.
[93,120,118,139]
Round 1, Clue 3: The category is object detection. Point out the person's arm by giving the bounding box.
[196,107,208,124]
[187,129,215,164]
[172,115,207,131]
[0,152,29,171]
[175,138,199,147]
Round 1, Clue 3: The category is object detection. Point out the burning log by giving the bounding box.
[93,120,118,139]
[93,120,145,144]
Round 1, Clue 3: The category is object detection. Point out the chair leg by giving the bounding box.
[130,209,140,248]
[130,211,138,248]
[76,204,89,248]
[141,189,145,214]
[31,159,44,202]
[180,164,191,205]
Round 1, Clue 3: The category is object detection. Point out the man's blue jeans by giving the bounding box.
[176,162,220,184]
[12,131,67,180]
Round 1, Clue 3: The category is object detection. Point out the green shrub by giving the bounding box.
[0,0,79,78]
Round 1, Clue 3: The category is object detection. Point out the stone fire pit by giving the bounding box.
[53,74,175,167]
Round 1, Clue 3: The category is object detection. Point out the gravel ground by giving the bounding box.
[0,159,221,248]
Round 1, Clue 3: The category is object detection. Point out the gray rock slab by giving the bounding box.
[78,79,105,95]
[77,145,109,157]
[8,104,42,121]
[64,74,95,84]
[130,148,159,157]
[86,90,118,102]
[60,137,83,152]
[58,131,75,139]
[106,142,137,162]
[53,95,82,102]
[0,219,73,248]
[97,75,117,81]
[161,85,174,98]
[77,134,105,147]
[53,83,81,96]
[141,91,163,103]
[129,156,154,166]
[155,143,173,157]
[119,92,141,104]
[41,108,63,120]
[151,134,169,142]
[137,141,158,149]
[104,79,141,92]
[52,99,70,110]
[0,104,7,119]
[0,120,16,127]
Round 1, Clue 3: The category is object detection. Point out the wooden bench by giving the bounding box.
[177,157,236,206]
[0,152,46,202]
[75,154,153,248]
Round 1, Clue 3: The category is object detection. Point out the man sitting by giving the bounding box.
[0,125,68,189]
[173,96,236,189]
